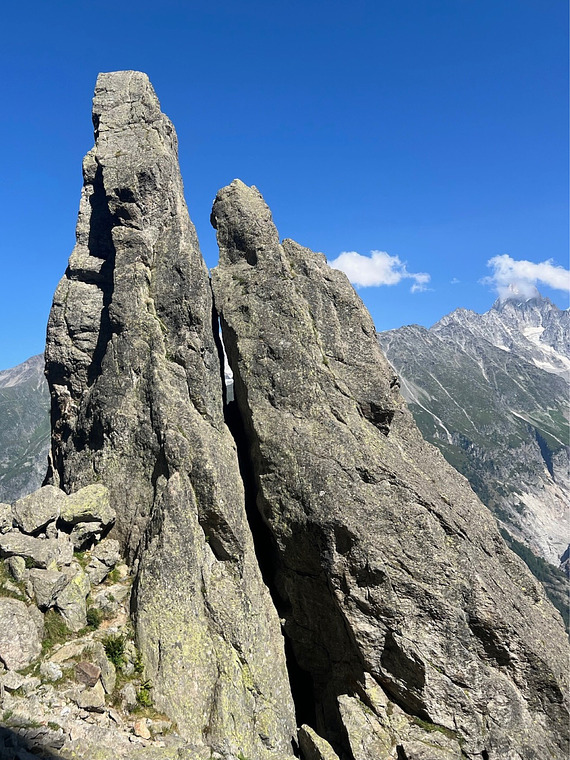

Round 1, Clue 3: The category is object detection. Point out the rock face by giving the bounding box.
[378,300,570,629]
[211,180,569,759]
[45,72,295,758]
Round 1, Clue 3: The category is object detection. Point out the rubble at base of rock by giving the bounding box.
[0,483,208,759]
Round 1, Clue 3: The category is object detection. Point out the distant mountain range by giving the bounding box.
[0,354,50,502]
[380,293,569,624]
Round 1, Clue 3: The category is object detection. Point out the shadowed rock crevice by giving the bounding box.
[84,163,116,389]
[220,356,359,759]
[534,427,555,478]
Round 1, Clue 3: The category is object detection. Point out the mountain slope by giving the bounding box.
[380,294,569,565]
[379,295,570,628]
[0,355,50,502]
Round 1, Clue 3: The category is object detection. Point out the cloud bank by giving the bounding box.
[328,250,430,292]
[482,254,570,300]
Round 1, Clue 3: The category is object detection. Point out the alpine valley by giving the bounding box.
[0,354,50,504]
[379,293,570,624]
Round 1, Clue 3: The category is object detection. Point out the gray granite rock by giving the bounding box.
[85,538,121,584]
[0,503,12,533]
[211,179,570,760]
[0,532,59,568]
[69,521,103,550]
[75,679,105,711]
[298,725,340,760]
[28,567,68,609]
[12,485,65,534]
[119,681,138,711]
[5,555,27,582]
[56,534,74,566]
[55,566,90,631]
[44,71,295,758]
[91,537,121,565]
[1,670,26,691]
[39,660,63,682]
[59,484,115,529]
[27,602,44,640]
[89,640,116,694]
[0,598,42,669]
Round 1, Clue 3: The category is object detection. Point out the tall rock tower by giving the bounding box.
[211,180,569,760]
[44,73,295,759]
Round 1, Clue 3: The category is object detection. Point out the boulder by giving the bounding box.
[75,679,106,711]
[59,484,115,529]
[54,566,90,631]
[119,682,138,711]
[0,598,41,670]
[85,538,121,584]
[39,661,63,682]
[210,179,570,759]
[5,555,27,583]
[12,485,65,534]
[298,726,340,760]
[28,567,69,609]
[75,660,101,686]
[0,532,59,568]
[92,537,121,565]
[0,670,26,691]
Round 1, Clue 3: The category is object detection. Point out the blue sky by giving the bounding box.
[0,0,567,370]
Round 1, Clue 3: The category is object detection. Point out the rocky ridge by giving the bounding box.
[1,72,567,760]
[378,296,569,621]
[211,180,568,759]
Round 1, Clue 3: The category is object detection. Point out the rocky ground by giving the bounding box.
[0,485,239,760]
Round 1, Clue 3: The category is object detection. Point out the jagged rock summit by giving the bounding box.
[44,71,295,758]
[6,71,566,760]
[211,179,569,759]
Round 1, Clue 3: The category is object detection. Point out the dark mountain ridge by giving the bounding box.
[0,354,50,503]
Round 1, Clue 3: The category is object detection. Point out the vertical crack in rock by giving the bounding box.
[220,350,324,748]
[45,73,296,759]
[210,179,570,760]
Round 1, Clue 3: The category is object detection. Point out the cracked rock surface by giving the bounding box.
[44,72,295,759]
[211,179,570,760]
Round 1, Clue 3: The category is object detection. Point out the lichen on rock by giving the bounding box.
[44,71,295,758]
[210,179,570,759]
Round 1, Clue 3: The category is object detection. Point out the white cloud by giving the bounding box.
[328,250,431,293]
[482,254,570,300]
[450,277,460,284]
